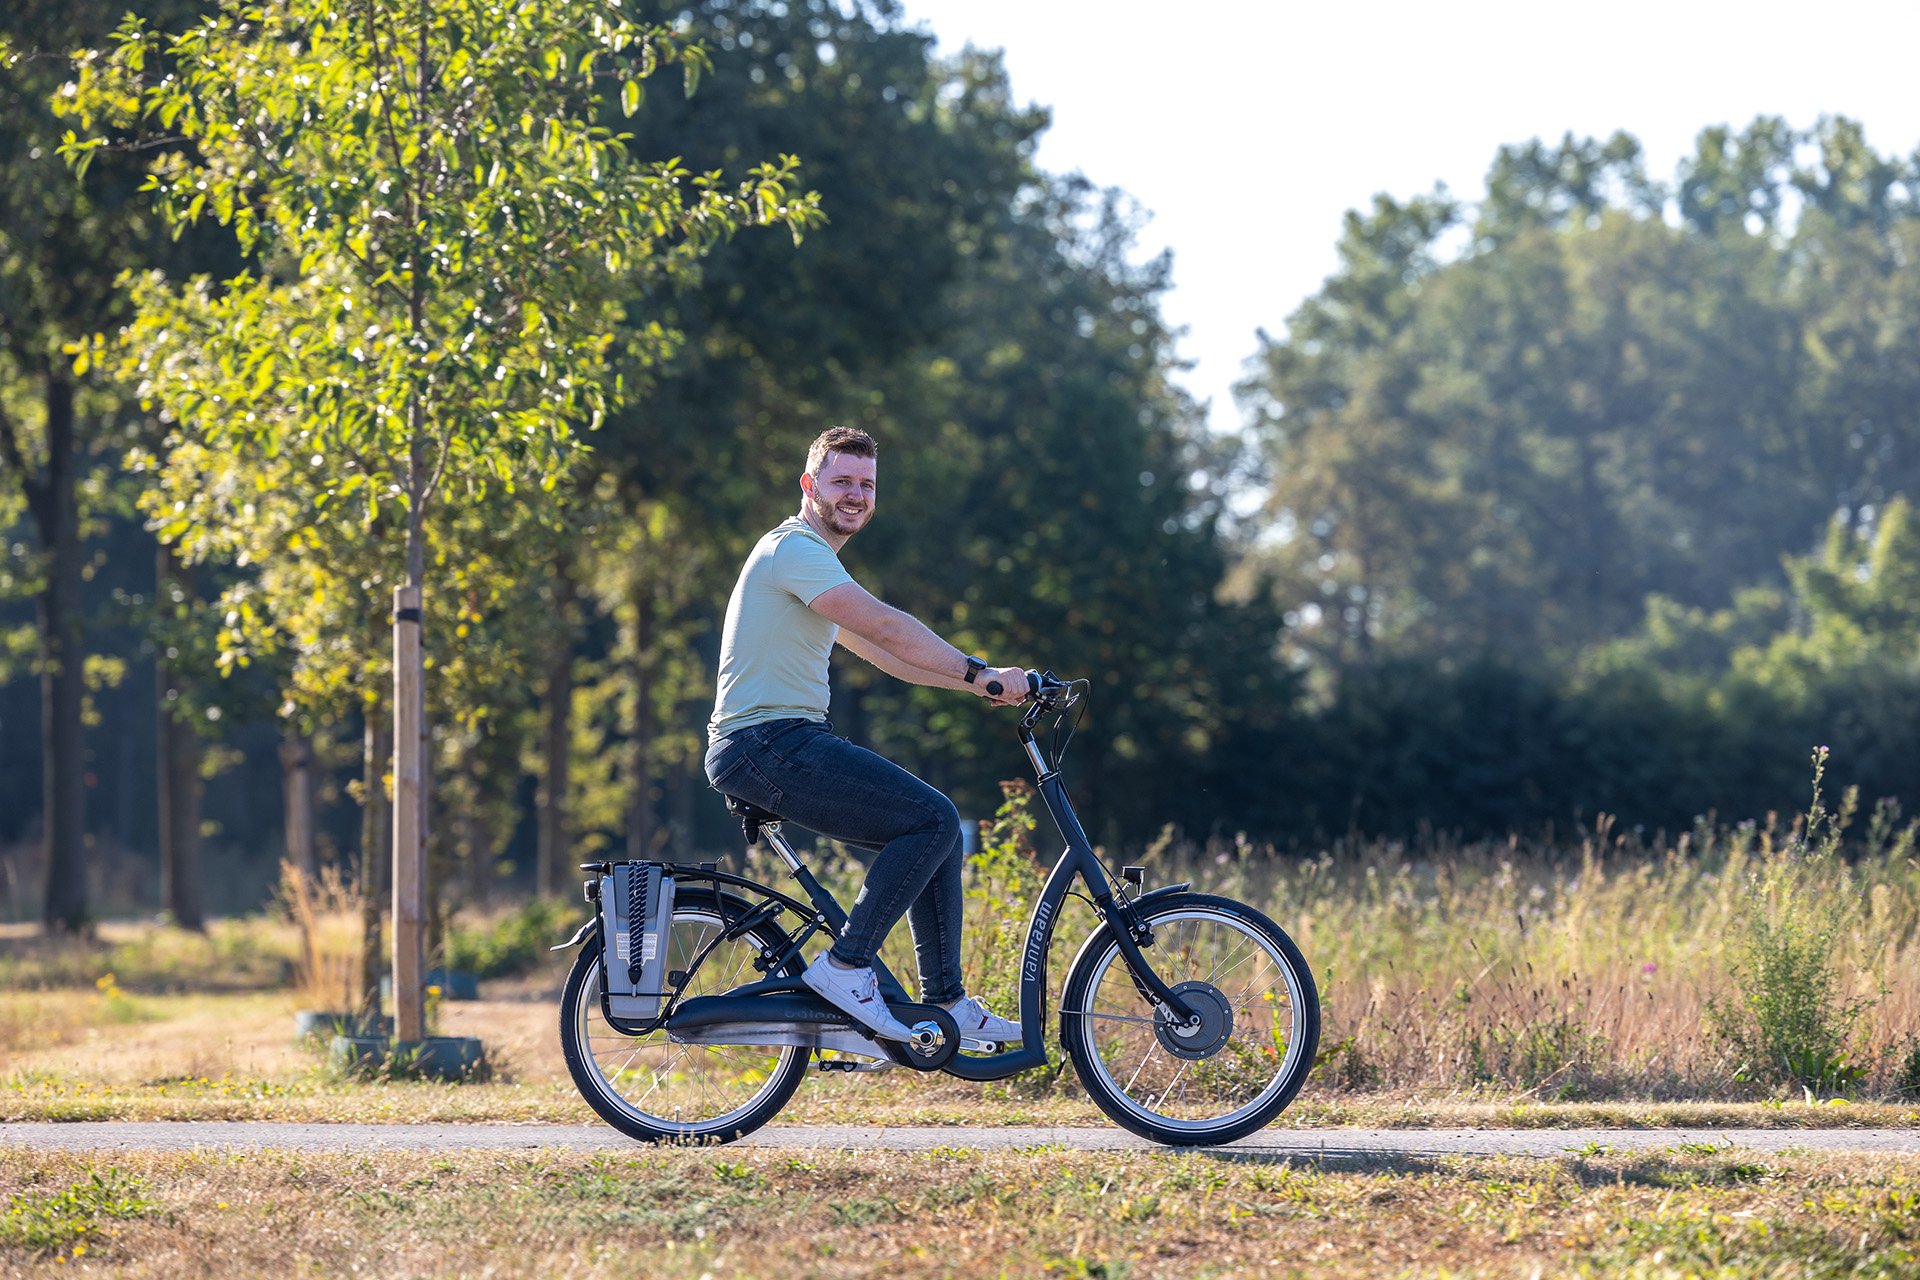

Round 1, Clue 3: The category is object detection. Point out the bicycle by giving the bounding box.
[555,671,1320,1146]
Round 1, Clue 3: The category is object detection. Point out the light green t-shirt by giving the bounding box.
[708,516,855,742]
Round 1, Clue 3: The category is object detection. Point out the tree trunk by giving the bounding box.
[536,553,577,897]
[625,580,657,860]
[156,542,206,930]
[38,374,87,934]
[357,707,391,1020]
[280,730,316,879]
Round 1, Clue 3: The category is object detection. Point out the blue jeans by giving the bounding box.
[704,718,966,1004]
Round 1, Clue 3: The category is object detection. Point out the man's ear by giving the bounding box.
[799,470,815,500]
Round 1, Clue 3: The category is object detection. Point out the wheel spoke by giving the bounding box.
[1151,1056,1193,1113]
[1066,1007,1158,1028]
[1204,933,1259,989]
[1121,1038,1163,1094]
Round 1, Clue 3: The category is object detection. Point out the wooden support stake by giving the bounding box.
[392,584,426,1043]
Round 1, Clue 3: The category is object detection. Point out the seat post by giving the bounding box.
[760,822,806,875]
[757,822,852,941]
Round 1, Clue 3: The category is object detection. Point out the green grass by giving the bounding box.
[0,1167,162,1257]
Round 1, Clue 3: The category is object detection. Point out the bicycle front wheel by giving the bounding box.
[560,889,809,1144]
[1061,892,1319,1146]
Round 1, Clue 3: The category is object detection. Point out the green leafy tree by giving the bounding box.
[1236,189,1459,669]
[1240,120,1920,675]
[1677,117,1795,235]
[1475,130,1662,244]
[1229,119,1920,837]
[63,0,818,1036]
[1739,497,1920,693]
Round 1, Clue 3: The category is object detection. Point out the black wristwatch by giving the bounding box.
[964,656,987,684]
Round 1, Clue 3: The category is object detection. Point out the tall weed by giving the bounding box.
[1708,750,1874,1092]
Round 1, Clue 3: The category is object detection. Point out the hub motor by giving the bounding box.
[1153,981,1234,1061]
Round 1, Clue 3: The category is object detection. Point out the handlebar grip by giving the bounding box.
[987,671,1047,701]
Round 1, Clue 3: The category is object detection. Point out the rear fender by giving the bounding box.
[550,917,597,952]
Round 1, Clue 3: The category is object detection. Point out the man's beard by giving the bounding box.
[811,495,869,536]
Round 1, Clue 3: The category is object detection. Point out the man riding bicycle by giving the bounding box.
[703,426,1027,1045]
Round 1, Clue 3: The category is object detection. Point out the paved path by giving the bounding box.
[3,1122,1917,1158]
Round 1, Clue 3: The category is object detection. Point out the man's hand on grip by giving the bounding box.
[978,664,1029,706]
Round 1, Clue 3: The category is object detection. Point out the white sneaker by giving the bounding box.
[942,994,1022,1043]
[803,953,918,1042]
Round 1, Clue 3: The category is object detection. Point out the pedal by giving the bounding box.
[815,1057,894,1074]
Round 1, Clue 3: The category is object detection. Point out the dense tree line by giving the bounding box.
[1236,120,1920,838]
[4,1,1920,930]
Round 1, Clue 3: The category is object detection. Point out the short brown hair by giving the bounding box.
[806,426,877,476]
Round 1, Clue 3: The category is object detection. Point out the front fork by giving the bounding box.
[1098,885,1199,1026]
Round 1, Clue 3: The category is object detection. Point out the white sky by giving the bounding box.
[897,0,1920,435]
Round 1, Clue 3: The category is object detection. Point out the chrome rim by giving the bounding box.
[575,906,800,1134]
[1069,908,1308,1134]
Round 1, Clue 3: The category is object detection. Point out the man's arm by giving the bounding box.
[837,628,969,689]
[812,581,1024,703]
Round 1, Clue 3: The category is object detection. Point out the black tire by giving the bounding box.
[560,888,810,1144]
[1061,892,1319,1146]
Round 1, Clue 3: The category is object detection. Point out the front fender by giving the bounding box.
[550,917,597,952]
[1130,882,1191,911]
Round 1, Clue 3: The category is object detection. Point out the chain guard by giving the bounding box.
[887,1003,961,1072]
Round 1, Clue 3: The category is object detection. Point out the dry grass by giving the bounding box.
[278,861,363,1013]
[1164,810,1920,1100]
[6,986,1920,1131]
[3,1145,1918,1278]
[0,919,294,994]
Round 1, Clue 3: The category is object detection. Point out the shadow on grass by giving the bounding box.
[1195,1148,1459,1175]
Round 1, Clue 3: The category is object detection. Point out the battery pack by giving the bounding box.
[598,862,677,1021]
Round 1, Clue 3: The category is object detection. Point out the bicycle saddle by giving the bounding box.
[723,795,783,845]
[723,795,782,823]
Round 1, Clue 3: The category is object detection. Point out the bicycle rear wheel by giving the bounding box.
[561,889,809,1144]
[1061,892,1318,1146]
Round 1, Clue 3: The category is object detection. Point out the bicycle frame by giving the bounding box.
[662,682,1199,1081]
